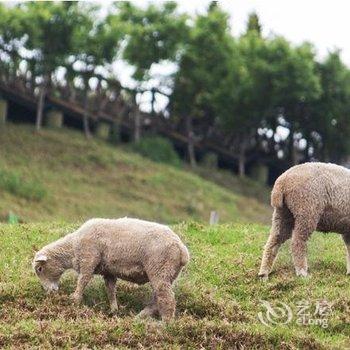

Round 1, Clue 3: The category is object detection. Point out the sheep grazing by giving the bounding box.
[33,218,189,321]
[259,162,350,278]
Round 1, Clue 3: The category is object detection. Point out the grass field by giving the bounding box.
[0,124,271,224]
[0,222,349,349]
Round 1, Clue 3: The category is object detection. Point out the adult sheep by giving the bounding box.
[33,218,189,321]
[259,162,350,278]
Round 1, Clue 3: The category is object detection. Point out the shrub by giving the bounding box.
[201,152,218,169]
[8,211,19,224]
[133,136,182,167]
[0,169,47,201]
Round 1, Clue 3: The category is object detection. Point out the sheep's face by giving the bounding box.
[32,253,63,293]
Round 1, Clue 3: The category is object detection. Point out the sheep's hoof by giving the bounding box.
[295,268,308,277]
[137,309,156,320]
[109,305,118,315]
[160,315,174,323]
[258,272,269,281]
[136,311,149,319]
[70,293,82,304]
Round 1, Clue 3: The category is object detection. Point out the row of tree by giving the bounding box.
[1,2,350,176]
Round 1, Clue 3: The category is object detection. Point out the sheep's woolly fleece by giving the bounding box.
[33,218,189,321]
[259,162,350,278]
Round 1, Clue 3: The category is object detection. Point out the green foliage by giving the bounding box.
[311,51,350,161]
[2,1,350,172]
[171,3,233,120]
[0,168,46,201]
[16,2,85,73]
[72,3,123,78]
[267,38,321,113]
[214,31,271,137]
[133,136,181,167]
[112,2,189,81]
[200,152,218,169]
[7,211,19,224]
[245,11,262,35]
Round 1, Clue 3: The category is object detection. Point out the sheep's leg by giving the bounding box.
[137,293,159,319]
[71,245,100,303]
[342,234,350,275]
[291,219,315,277]
[71,273,93,303]
[258,208,292,278]
[152,280,175,322]
[147,270,178,322]
[146,246,183,322]
[104,276,118,313]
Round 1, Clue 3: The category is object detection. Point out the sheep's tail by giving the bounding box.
[271,177,284,208]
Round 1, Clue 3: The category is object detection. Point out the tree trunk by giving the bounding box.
[83,93,92,139]
[186,114,196,167]
[291,142,298,165]
[323,147,330,163]
[134,108,141,143]
[288,123,298,166]
[238,152,246,177]
[151,88,156,116]
[30,67,36,92]
[303,137,309,162]
[238,138,247,177]
[35,80,47,132]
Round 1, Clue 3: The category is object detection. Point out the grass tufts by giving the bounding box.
[0,222,348,348]
[0,168,46,201]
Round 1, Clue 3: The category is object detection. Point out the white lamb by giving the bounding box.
[33,218,189,321]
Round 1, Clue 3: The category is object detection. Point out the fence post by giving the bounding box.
[46,109,64,128]
[0,97,8,125]
[96,121,111,140]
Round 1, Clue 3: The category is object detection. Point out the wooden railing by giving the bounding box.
[0,73,238,165]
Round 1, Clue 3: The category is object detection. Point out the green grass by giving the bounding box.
[0,168,46,201]
[0,222,349,349]
[2,124,347,348]
[0,124,271,224]
[132,135,182,167]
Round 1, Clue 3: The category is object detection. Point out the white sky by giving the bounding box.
[178,0,350,63]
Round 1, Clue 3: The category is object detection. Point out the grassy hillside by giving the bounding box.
[0,124,271,224]
[0,222,349,349]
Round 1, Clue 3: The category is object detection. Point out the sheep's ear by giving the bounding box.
[35,254,47,262]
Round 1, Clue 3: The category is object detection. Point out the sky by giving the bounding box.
[179,0,350,63]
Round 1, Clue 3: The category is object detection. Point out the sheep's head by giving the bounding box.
[32,252,64,293]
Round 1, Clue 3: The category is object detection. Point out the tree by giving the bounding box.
[114,1,188,81]
[266,38,321,165]
[170,3,233,167]
[70,3,123,138]
[214,28,271,176]
[312,51,350,162]
[15,2,86,131]
[245,11,262,35]
[109,2,189,143]
[0,4,28,82]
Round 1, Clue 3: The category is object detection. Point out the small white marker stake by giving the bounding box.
[209,211,219,225]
